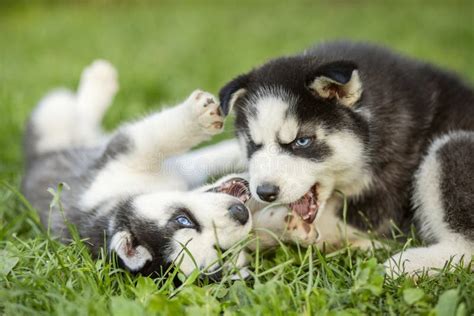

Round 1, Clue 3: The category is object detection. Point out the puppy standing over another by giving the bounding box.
[218,41,474,276]
[22,61,252,277]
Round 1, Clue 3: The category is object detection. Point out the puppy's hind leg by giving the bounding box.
[27,89,78,156]
[75,60,119,145]
[26,60,118,156]
[385,132,474,277]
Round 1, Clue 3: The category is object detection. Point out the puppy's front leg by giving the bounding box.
[103,90,224,172]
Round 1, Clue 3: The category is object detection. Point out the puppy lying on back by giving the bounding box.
[21,61,254,277]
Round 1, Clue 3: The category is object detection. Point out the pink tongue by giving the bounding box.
[292,200,310,219]
[289,193,318,223]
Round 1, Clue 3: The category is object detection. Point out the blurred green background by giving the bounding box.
[1,0,473,184]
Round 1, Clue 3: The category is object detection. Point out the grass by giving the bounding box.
[1,1,473,314]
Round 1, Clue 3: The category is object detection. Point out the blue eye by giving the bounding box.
[176,215,193,227]
[293,137,313,149]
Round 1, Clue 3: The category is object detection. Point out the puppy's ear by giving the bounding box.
[219,74,249,115]
[110,231,152,272]
[307,61,362,107]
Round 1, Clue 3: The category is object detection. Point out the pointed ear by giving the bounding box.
[219,74,249,115]
[307,61,363,107]
[110,231,152,272]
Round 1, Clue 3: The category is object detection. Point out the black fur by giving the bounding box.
[307,60,358,85]
[219,74,249,115]
[82,199,205,276]
[94,132,133,170]
[113,200,173,275]
[437,134,474,241]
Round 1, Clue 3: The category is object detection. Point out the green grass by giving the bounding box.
[1,1,473,315]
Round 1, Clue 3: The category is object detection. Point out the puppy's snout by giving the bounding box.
[256,183,279,202]
[228,203,250,225]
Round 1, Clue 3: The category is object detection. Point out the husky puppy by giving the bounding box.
[22,61,252,277]
[218,41,474,275]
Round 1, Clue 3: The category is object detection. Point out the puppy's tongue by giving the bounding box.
[288,184,319,223]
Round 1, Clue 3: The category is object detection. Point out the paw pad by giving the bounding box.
[188,90,224,135]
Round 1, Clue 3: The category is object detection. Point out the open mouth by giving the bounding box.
[211,178,251,203]
[288,183,319,224]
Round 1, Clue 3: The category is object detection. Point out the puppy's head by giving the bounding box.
[219,56,372,223]
[108,191,251,277]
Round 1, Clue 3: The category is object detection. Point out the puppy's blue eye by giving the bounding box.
[293,137,313,149]
[176,215,193,227]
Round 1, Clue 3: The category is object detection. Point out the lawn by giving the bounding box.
[0,1,473,315]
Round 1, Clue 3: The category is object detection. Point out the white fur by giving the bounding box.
[75,60,118,144]
[118,90,223,172]
[313,196,372,248]
[412,135,451,242]
[251,206,291,249]
[251,205,319,249]
[33,61,118,154]
[248,147,330,204]
[324,131,373,197]
[34,89,78,153]
[80,161,188,210]
[385,240,473,277]
[248,95,293,145]
[164,139,247,189]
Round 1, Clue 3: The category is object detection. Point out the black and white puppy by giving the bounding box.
[218,41,474,276]
[22,61,252,277]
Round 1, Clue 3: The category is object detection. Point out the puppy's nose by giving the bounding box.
[256,183,279,202]
[228,203,249,225]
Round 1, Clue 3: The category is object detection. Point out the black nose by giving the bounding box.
[228,203,249,225]
[256,183,279,202]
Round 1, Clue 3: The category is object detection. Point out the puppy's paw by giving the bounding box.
[384,250,424,278]
[283,214,319,247]
[384,247,449,278]
[349,238,384,251]
[77,60,119,119]
[384,241,474,279]
[187,90,224,135]
[80,60,119,97]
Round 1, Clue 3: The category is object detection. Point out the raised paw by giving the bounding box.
[187,90,224,135]
[77,60,119,108]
